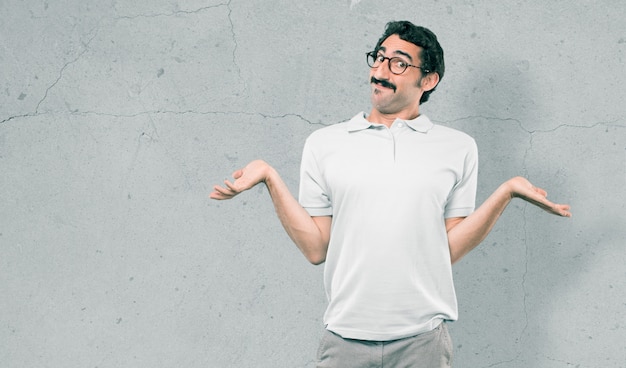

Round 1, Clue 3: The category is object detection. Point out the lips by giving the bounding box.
[371,77,396,92]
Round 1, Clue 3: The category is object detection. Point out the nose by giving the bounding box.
[372,58,391,80]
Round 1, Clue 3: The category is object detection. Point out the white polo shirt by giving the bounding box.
[299,112,478,341]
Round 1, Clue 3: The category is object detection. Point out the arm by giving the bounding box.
[210,160,331,265]
[446,176,571,264]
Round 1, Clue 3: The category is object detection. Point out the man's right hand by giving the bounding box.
[210,160,271,200]
[209,159,330,264]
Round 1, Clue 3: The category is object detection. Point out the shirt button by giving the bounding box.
[397,122,403,128]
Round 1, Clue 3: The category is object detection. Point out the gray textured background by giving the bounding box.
[1,1,625,367]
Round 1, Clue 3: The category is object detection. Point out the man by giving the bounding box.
[211,21,571,367]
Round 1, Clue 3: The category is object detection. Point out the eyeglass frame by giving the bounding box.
[366,51,430,75]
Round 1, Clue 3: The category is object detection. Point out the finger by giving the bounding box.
[523,194,557,213]
[542,202,571,217]
[213,184,236,197]
[223,179,240,192]
[556,210,571,217]
[232,169,243,180]
[557,204,572,217]
[533,187,548,197]
[209,191,227,200]
[209,190,231,200]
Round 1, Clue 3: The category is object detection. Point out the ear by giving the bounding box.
[420,72,440,92]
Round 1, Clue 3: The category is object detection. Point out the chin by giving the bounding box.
[371,101,396,114]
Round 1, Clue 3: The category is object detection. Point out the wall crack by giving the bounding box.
[34,25,101,114]
[114,3,229,20]
[65,109,326,126]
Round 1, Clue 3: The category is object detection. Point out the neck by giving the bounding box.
[367,108,420,127]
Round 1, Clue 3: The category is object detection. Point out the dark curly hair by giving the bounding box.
[374,21,445,104]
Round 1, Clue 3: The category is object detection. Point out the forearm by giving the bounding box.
[264,166,329,265]
[447,176,571,264]
[447,182,512,264]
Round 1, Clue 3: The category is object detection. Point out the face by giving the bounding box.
[369,34,426,116]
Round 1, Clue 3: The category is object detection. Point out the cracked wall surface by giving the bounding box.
[1,1,625,367]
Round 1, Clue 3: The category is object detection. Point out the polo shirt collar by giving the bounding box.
[405,115,434,133]
[346,112,434,133]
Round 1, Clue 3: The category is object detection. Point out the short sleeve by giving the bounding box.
[444,138,478,218]
[298,137,333,217]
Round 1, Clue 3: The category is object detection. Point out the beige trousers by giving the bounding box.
[316,322,453,368]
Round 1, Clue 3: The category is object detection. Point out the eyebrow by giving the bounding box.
[378,46,414,62]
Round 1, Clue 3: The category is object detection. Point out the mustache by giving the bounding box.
[371,77,397,92]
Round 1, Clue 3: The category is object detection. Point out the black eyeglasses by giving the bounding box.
[366,51,430,75]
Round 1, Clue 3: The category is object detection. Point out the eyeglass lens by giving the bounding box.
[366,53,409,75]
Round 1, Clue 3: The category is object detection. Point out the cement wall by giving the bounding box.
[1,0,624,367]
